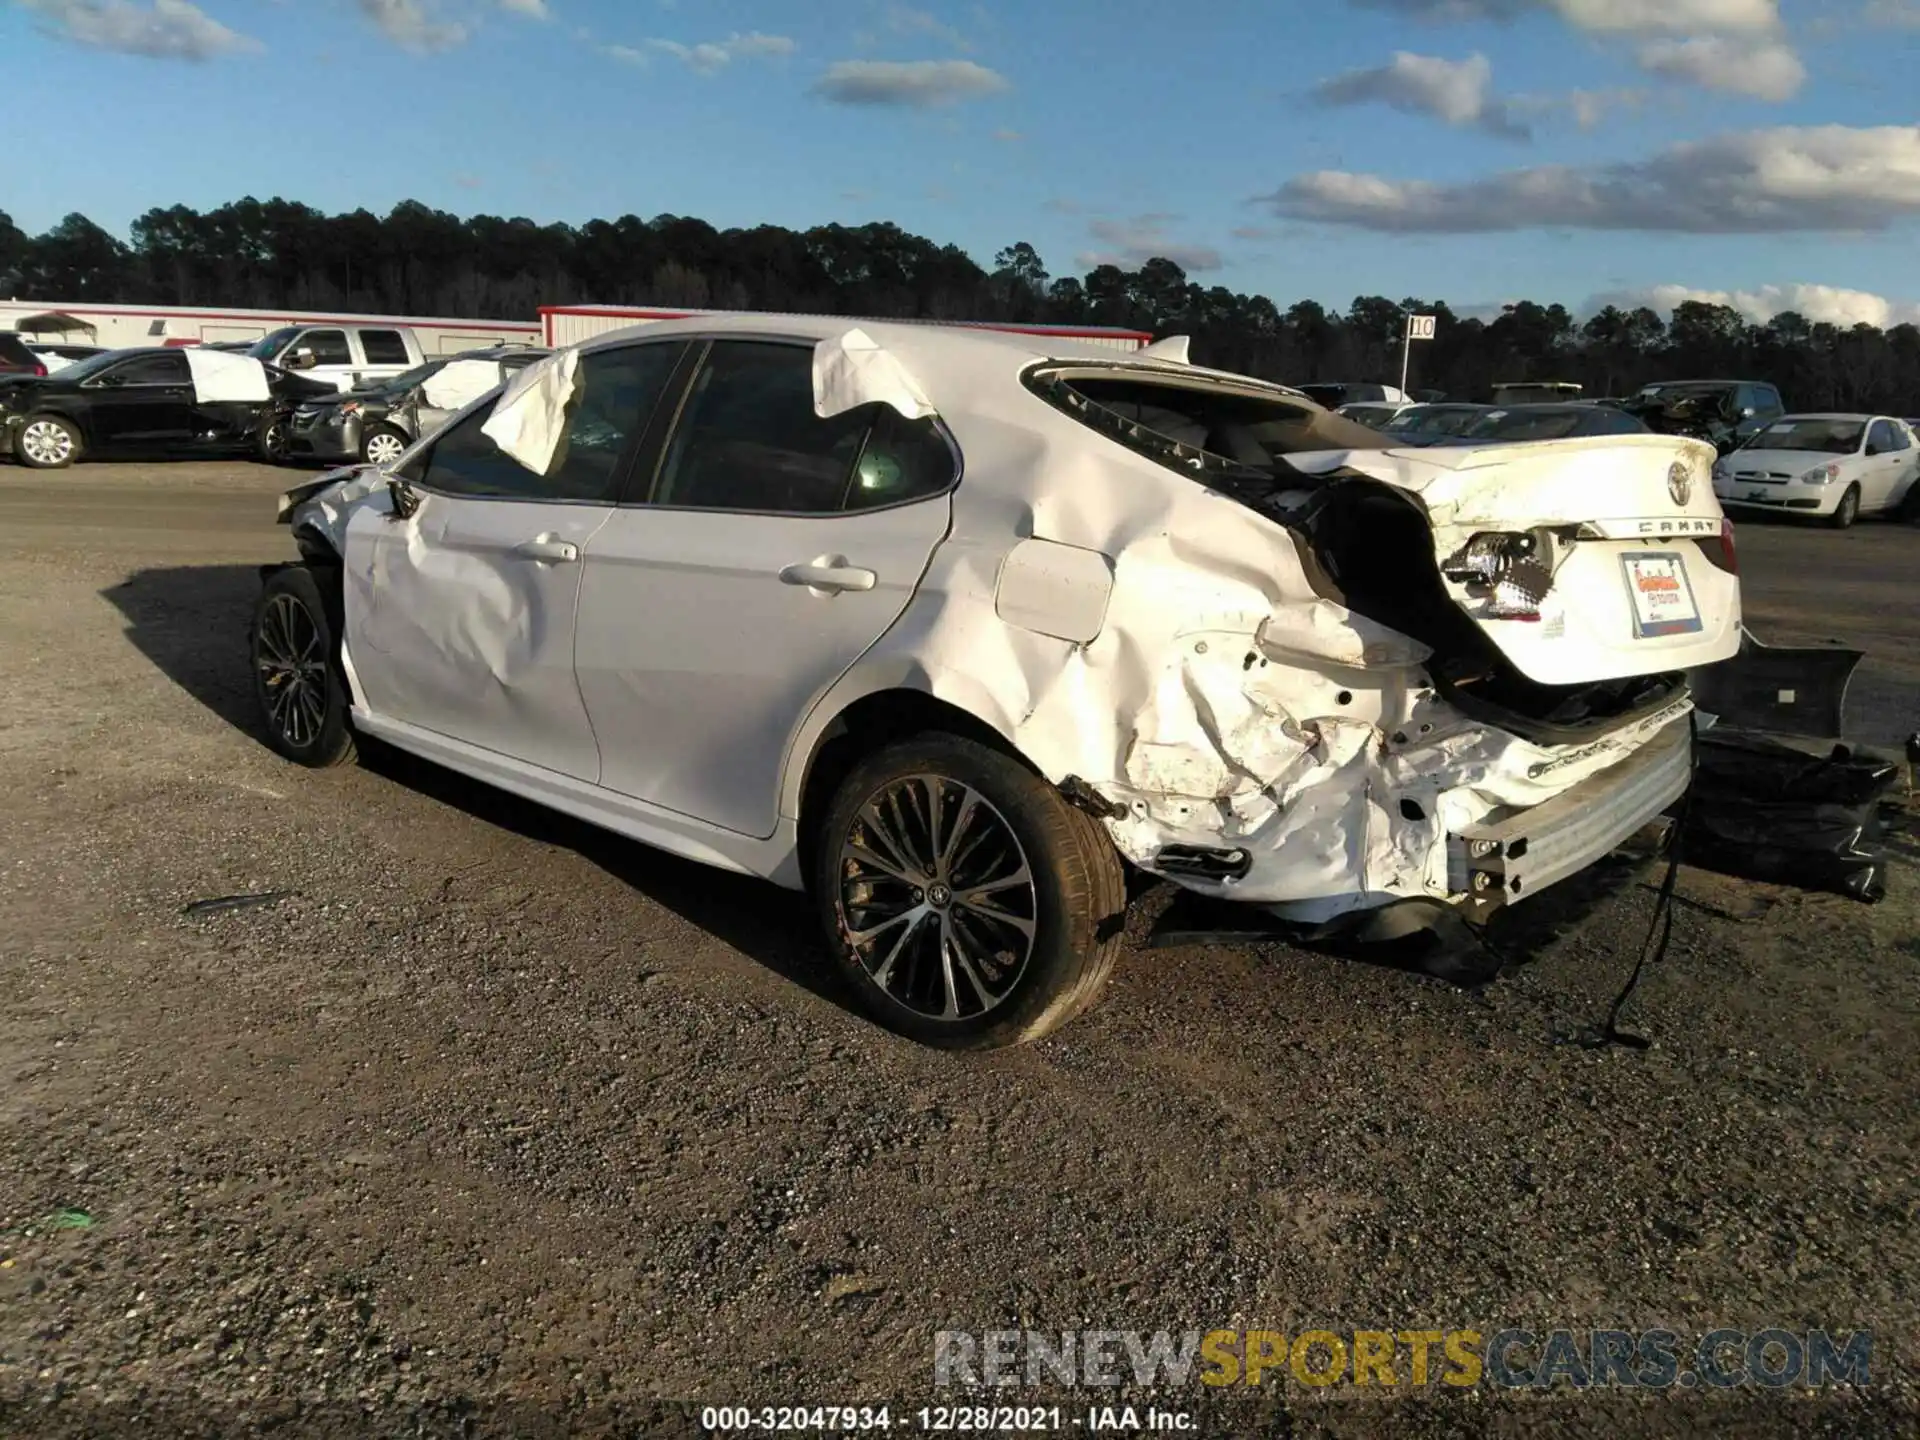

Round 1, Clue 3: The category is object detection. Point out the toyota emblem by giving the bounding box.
[1667,460,1693,506]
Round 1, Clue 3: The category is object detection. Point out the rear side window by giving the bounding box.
[653,342,877,513]
[360,329,409,365]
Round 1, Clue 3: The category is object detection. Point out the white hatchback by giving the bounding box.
[255,316,1741,1048]
[1712,413,1919,528]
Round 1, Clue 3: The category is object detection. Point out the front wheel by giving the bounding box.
[360,424,409,467]
[1826,484,1860,529]
[258,413,292,465]
[251,566,356,768]
[812,734,1126,1049]
[16,414,81,469]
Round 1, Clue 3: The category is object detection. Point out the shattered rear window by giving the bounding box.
[1025,364,1390,481]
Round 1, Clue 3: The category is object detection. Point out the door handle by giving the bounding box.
[779,557,877,594]
[512,534,579,564]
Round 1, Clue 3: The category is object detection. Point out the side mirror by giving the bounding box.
[386,476,422,518]
[95,374,126,388]
[285,348,316,370]
[1740,406,1756,419]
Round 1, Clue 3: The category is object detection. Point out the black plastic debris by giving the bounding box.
[181,890,297,917]
[1679,729,1897,904]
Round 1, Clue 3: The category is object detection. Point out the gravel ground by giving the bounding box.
[0,462,1916,1438]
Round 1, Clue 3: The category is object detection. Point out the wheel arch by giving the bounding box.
[20,405,92,448]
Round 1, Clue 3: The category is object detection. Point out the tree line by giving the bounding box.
[3,197,1916,413]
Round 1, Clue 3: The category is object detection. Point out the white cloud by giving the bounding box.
[1635,33,1805,100]
[499,0,549,18]
[813,58,1008,106]
[1259,125,1920,233]
[21,0,260,59]
[356,0,467,53]
[1077,214,1224,273]
[646,31,796,74]
[1312,51,1527,138]
[1586,282,1920,327]
[1356,0,1781,32]
[886,4,969,50]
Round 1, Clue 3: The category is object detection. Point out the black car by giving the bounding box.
[0,332,50,378]
[1382,402,1493,446]
[1619,380,1784,454]
[0,346,334,469]
[1443,403,1652,444]
[285,345,550,466]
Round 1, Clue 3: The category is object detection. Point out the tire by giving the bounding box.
[15,414,81,469]
[250,566,356,768]
[360,424,409,467]
[1826,484,1860,530]
[812,733,1126,1049]
[258,413,292,465]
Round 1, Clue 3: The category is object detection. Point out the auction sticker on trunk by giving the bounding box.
[1621,551,1704,638]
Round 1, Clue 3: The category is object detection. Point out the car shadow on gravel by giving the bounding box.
[103,563,855,1013]
[103,563,264,734]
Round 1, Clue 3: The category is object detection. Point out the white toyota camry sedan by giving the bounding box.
[1712,413,1919,528]
[255,316,1742,1048]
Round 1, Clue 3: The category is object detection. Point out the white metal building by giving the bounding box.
[540,304,1153,352]
[0,300,539,356]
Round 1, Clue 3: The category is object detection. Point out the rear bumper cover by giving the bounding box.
[1446,715,1692,910]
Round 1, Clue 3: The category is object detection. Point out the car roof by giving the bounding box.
[1771,412,1880,422]
[577,313,1313,403]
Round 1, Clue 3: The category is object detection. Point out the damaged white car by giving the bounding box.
[255,316,1741,1048]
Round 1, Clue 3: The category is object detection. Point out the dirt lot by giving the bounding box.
[1,462,1917,1437]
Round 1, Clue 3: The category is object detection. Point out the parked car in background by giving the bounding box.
[285,345,551,466]
[1334,400,1410,429]
[256,317,1738,1048]
[1622,380,1784,454]
[1382,402,1491,445]
[1492,381,1581,405]
[245,323,427,392]
[0,333,50,378]
[1711,414,1917,529]
[30,343,107,372]
[1447,403,1651,444]
[0,346,333,468]
[1298,381,1411,410]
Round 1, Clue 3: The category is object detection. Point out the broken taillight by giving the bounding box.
[1442,530,1555,621]
[1698,517,1738,575]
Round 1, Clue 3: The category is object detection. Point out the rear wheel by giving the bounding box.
[1826,484,1860,529]
[16,414,80,469]
[360,424,408,467]
[251,566,356,768]
[812,734,1126,1049]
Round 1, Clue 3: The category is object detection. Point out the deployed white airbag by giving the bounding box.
[185,348,271,403]
[481,349,580,474]
[422,358,505,412]
[813,326,937,421]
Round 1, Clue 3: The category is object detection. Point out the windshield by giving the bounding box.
[47,350,127,383]
[1392,405,1484,437]
[246,327,303,361]
[1741,418,1864,454]
[1463,408,1590,442]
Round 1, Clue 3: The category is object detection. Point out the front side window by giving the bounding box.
[415,343,680,503]
[654,342,874,513]
[1867,420,1896,454]
[106,352,190,386]
[298,329,352,366]
[360,329,409,365]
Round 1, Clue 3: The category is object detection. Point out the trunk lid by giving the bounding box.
[1335,433,1742,685]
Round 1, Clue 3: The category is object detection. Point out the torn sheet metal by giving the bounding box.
[184,348,270,403]
[481,348,580,475]
[813,327,937,421]
[421,358,505,413]
[281,465,389,554]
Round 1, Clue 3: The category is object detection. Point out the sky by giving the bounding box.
[3,0,1919,326]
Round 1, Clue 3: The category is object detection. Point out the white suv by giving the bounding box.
[254,316,1741,1048]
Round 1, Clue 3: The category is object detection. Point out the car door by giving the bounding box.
[84,352,196,450]
[1861,420,1906,511]
[342,345,679,779]
[573,337,956,838]
[284,327,357,391]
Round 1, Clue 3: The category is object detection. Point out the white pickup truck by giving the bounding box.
[243,323,429,393]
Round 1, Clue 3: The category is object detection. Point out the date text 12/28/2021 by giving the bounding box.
[700,1406,1192,1432]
